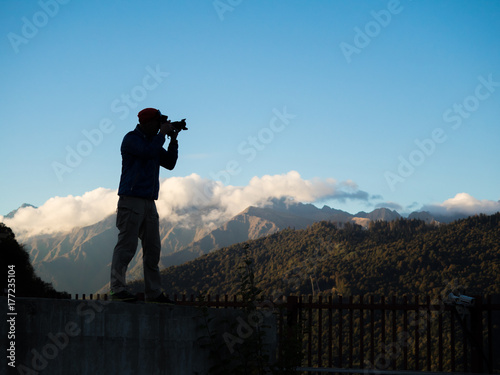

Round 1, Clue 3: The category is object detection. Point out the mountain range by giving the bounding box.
[7,199,469,295]
[126,211,500,298]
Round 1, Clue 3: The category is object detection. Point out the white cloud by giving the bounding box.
[1,188,118,238]
[156,171,367,229]
[422,193,500,217]
[1,171,369,239]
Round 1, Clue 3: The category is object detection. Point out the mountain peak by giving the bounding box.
[5,203,37,218]
[354,208,401,221]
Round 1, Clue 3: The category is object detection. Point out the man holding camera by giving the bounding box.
[109,108,181,303]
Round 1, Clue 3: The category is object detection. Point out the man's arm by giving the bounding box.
[160,138,178,170]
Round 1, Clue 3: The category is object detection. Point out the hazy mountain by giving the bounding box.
[354,208,401,221]
[11,199,463,295]
[4,203,37,219]
[26,215,205,295]
[157,200,353,270]
[408,211,439,224]
[27,214,118,294]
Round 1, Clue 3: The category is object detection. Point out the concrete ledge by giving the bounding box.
[1,297,277,375]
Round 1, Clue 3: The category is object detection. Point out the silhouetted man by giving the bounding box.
[110,108,179,303]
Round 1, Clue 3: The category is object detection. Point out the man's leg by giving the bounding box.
[110,196,143,293]
[140,200,163,299]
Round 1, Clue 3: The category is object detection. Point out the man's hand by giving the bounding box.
[160,123,178,140]
[160,122,176,137]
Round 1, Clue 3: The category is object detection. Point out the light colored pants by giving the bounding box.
[110,196,162,299]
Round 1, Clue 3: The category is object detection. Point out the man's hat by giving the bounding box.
[138,108,160,124]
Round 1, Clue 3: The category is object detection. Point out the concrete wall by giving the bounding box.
[1,297,277,375]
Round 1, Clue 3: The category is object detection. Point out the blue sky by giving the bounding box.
[1,0,500,221]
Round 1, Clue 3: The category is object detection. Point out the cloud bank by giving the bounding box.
[1,188,119,239]
[1,171,368,238]
[421,193,500,217]
[2,174,498,240]
[155,171,369,229]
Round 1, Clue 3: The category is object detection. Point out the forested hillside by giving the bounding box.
[129,213,500,298]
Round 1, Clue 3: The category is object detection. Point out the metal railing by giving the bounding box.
[74,293,500,374]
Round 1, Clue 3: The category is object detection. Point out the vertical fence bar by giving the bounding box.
[450,304,456,373]
[338,295,343,369]
[307,295,312,367]
[349,295,353,368]
[426,295,432,371]
[380,295,386,363]
[415,295,420,372]
[318,295,323,368]
[403,295,408,370]
[464,311,469,373]
[391,296,397,370]
[298,295,304,366]
[370,295,375,368]
[287,295,298,344]
[470,296,484,373]
[438,296,444,372]
[277,297,284,363]
[328,295,333,368]
[487,295,493,374]
[359,295,364,370]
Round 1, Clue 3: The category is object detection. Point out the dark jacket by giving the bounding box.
[118,125,178,200]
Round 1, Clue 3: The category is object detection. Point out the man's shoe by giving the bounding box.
[109,290,137,302]
[147,292,175,305]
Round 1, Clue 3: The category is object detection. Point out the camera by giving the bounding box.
[446,292,475,307]
[160,115,188,132]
